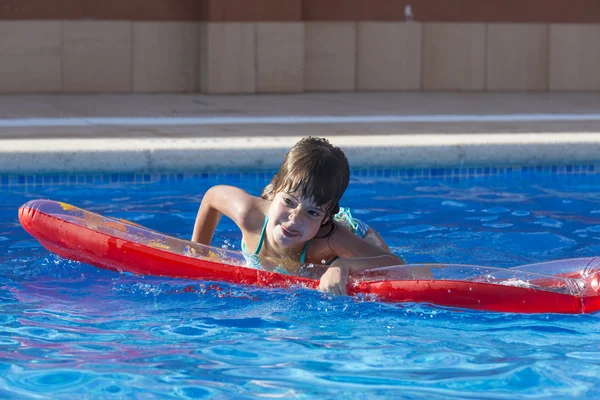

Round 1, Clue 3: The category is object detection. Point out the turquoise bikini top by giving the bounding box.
[241,216,310,263]
[240,208,370,271]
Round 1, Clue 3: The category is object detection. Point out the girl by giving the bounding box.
[191,137,405,295]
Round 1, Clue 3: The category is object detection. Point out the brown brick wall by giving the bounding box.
[1,0,599,22]
[205,0,302,22]
[0,0,204,21]
[303,0,600,23]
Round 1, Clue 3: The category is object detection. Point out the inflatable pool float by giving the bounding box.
[19,199,600,314]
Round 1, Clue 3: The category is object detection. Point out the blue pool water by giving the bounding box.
[2,168,600,398]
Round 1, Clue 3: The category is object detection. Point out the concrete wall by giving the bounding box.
[1,0,599,93]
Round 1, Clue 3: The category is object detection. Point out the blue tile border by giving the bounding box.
[2,163,600,190]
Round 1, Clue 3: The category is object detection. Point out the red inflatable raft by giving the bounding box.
[19,199,600,314]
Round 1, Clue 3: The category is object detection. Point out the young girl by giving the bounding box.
[191,137,405,295]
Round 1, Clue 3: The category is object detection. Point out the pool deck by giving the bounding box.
[1,92,599,173]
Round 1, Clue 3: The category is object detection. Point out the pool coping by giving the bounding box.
[2,133,600,174]
[2,93,600,174]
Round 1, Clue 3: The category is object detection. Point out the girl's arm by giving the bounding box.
[191,185,254,245]
[318,255,402,295]
[317,226,425,295]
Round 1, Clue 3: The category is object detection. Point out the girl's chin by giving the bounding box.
[274,235,297,247]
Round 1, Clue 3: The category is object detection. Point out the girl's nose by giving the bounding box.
[289,209,302,224]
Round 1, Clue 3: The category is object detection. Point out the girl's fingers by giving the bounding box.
[317,266,348,295]
[319,282,337,295]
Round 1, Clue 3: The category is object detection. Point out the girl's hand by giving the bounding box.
[318,265,349,296]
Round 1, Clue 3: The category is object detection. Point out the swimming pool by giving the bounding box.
[2,166,600,398]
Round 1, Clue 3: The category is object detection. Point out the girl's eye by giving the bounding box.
[308,211,321,218]
[283,198,293,206]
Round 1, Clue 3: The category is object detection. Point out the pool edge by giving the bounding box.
[2,134,600,174]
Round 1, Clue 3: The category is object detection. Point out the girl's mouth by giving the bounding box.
[280,225,300,238]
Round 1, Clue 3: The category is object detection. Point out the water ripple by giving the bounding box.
[3,173,600,398]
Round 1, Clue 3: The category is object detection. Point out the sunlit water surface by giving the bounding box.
[1,171,600,398]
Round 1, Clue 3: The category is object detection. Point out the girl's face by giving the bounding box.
[267,191,328,248]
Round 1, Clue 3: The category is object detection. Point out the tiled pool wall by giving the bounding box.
[1,163,599,190]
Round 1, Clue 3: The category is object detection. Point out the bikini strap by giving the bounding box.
[253,215,269,254]
[299,240,310,263]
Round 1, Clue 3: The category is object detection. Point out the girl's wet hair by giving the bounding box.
[262,137,350,219]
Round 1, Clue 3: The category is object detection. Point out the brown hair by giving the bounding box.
[262,137,350,220]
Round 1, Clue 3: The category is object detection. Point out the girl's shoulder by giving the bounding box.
[216,186,270,233]
[304,222,351,262]
[206,185,261,207]
[242,198,271,234]
[326,222,357,251]
[206,184,253,200]
[204,185,267,229]
[317,222,385,259]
